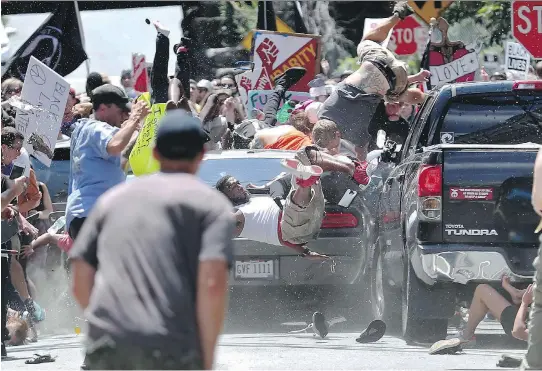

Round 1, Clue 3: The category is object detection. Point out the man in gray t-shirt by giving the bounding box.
[70,110,235,370]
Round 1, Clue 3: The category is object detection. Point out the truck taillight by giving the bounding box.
[321,213,358,229]
[512,81,542,90]
[418,165,442,221]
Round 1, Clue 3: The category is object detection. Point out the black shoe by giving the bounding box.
[355,320,386,343]
[497,355,522,368]
[393,1,413,20]
[312,311,329,339]
[273,67,306,91]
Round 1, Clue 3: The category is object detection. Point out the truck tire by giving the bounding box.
[402,261,448,344]
[370,241,401,331]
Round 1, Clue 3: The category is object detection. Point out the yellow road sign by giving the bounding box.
[241,17,294,49]
[408,1,453,24]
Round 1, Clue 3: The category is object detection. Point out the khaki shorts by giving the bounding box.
[280,147,326,245]
[356,40,408,99]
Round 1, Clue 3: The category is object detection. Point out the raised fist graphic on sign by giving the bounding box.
[239,76,253,93]
[256,38,279,68]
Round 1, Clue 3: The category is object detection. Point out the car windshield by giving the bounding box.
[198,157,287,187]
[440,93,542,144]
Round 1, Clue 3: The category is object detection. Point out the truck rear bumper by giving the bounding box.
[411,244,535,285]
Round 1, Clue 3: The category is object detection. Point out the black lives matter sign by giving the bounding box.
[505,41,530,76]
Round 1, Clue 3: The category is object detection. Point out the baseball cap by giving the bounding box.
[197,79,213,91]
[155,110,210,160]
[92,84,132,112]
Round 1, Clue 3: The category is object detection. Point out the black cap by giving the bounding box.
[92,84,132,112]
[155,110,210,160]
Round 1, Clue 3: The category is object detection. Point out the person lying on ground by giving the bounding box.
[216,146,370,258]
[429,276,532,354]
[5,308,29,346]
[318,1,430,161]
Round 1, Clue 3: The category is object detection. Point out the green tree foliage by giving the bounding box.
[442,1,511,46]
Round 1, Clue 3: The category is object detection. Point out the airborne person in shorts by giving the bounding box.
[318,1,431,161]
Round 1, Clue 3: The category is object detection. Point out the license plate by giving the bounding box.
[234,260,275,279]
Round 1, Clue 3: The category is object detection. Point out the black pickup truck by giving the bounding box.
[366,80,542,343]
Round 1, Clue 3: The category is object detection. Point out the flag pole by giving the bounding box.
[73,0,90,77]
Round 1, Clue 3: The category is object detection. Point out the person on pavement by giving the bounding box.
[216,146,370,258]
[430,276,531,354]
[65,84,149,242]
[318,1,430,161]
[522,148,542,369]
[120,69,138,99]
[70,110,234,370]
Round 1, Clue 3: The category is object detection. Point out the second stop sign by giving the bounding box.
[390,15,425,56]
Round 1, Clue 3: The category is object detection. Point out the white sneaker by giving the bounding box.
[446,330,476,346]
[281,158,322,180]
[152,20,170,37]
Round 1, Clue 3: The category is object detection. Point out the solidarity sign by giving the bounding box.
[236,30,321,108]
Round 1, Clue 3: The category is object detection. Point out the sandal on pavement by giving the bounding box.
[25,353,56,364]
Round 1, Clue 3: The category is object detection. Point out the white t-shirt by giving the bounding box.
[237,197,281,246]
[12,147,31,177]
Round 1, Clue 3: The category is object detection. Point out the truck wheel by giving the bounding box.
[370,242,400,331]
[402,261,448,344]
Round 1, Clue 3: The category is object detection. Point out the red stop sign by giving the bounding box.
[390,16,424,56]
[512,1,542,58]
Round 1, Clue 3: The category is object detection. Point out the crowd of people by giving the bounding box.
[1,1,542,369]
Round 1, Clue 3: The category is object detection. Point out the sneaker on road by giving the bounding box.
[429,337,463,355]
[312,311,329,339]
[393,1,413,20]
[356,320,386,343]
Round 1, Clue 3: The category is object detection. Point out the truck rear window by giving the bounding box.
[439,94,542,144]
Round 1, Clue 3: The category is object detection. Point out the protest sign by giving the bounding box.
[132,53,149,93]
[246,90,311,119]
[128,93,166,176]
[235,70,253,108]
[428,18,479,87]
[14,56,69,167]
[504,41,530,78]
[250,30,321,92]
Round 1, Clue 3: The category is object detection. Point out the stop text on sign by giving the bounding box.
[516,4,542,34]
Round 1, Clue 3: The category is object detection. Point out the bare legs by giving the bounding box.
[462,284,513,339]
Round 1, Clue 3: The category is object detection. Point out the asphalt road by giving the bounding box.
[2,286,528,371]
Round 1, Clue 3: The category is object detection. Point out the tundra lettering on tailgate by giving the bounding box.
[444,224,498,236]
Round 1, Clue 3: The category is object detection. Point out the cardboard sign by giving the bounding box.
[132,53,149,93]
[246,90,311,118]
[449,188,494,201]
[250,30,321,93]
[504,41,530,78]
[128,93,166,176]
[428,18,479,87]
[14,56,69,167]
[235,70,254,109]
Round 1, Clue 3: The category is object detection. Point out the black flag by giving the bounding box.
[293,1,308,34]
[257,1,277,31]
[2,2,88,81]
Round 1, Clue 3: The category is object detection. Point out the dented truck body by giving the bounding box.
[367,80,542,343]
